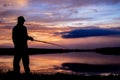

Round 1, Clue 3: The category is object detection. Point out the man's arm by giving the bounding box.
[25,26,34,41]
[28,36,34,41]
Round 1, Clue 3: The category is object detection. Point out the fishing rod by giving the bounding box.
[34,40,67,49]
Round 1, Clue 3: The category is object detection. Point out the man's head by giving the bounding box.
[17,16,25,24]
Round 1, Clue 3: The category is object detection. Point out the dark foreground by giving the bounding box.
[0,71,120,80]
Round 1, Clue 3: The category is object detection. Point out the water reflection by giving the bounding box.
[0,52,120,74]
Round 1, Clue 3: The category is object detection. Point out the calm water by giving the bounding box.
[0,52,120,75]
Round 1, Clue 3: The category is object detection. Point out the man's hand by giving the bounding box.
[28,37,34,41]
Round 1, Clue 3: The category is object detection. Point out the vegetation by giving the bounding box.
[0,71,120,80]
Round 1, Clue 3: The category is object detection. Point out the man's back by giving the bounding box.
[12,25,28,49]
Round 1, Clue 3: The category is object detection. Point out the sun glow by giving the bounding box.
[0,0,28,9]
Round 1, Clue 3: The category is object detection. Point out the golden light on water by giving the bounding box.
[1,52,120,74]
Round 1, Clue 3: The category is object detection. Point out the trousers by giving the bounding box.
[13,49,30,73]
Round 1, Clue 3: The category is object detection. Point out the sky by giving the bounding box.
[0,0,120,48]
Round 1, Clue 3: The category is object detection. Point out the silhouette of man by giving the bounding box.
[12,16,34,74]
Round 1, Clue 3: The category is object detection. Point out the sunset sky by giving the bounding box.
[0,0,120,48]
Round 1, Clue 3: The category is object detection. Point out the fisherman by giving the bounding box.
[12,16,34,74]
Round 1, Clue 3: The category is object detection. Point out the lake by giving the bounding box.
[0,52,120,75]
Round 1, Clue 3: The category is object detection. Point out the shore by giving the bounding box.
[0,47,120,55]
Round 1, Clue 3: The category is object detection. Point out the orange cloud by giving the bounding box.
[0,0,28,9]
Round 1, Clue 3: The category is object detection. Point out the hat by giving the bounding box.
[17,16,25,22]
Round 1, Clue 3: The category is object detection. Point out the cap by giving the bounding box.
[17,16,25,22]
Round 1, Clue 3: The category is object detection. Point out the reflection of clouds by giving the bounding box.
[1,52,120,73]
[0,56,13,72]
[29,55,63,72]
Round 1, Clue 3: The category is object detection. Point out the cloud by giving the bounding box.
[61,27,120,38]
[70,0,120,7]
[29,0,120,8]
[0,0,28,9]
[0,10,24,18]
[0,0,120,29]
[30,0,120,5]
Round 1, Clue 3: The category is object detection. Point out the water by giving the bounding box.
[0,52,120,75]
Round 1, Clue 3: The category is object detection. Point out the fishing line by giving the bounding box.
[34,40,67,49]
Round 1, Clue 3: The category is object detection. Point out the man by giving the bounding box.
[12,16,34,74]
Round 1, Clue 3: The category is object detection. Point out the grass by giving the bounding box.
[0,71,120,80]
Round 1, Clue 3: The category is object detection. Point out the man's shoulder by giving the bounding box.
[23,26,27,29]
[13,26,16,30]
[23,26,26,28]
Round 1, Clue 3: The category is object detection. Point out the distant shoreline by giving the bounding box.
[0,47,120,55]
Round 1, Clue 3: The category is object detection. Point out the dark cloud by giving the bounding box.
[0,0,120,25]
[0,25,14,30]
[61,27,120,38]
[30,0,120,8]
[71,0,120,6]
[29,0,71,5]
[31,0,120,5]
[114,17,120,20]
[0,10,25,18]
[110,27,120,31]
[0,20,3,23]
